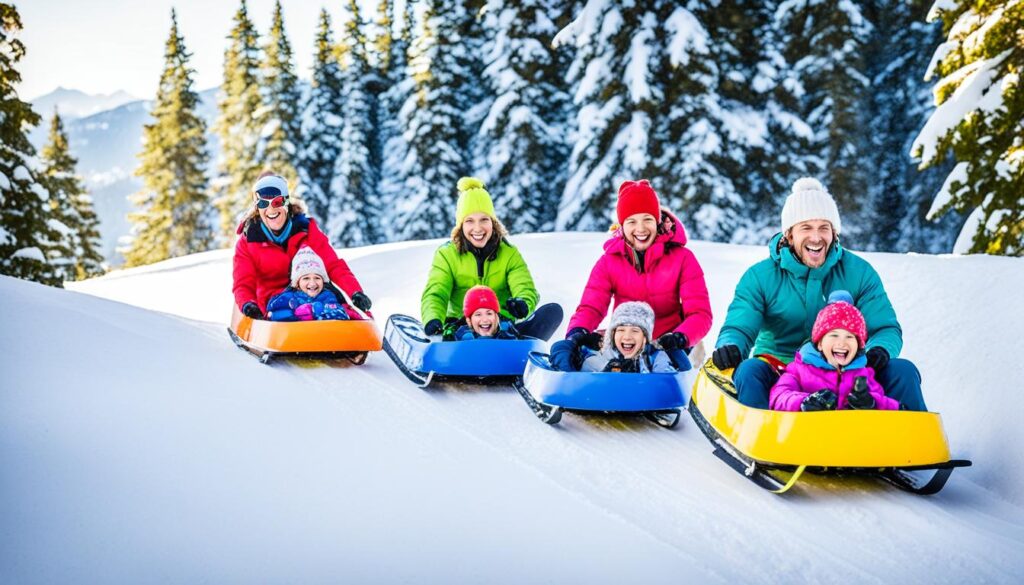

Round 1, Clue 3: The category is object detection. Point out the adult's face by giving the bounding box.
[787,219,834,268]
[462,212,493,248]
[257,195,289,232]
[622,213,658,252]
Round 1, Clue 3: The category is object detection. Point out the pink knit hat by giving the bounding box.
[812,292,867,346]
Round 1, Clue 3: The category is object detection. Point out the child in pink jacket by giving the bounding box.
[769,291,902,412]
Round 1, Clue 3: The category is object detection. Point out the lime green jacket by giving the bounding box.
[421,240,539,325]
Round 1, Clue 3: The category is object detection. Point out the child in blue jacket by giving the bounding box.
[453,285,518,340]
[267,247,351,322]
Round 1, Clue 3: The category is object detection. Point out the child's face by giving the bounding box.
[298,274,324,296]
[613,325,646,359]
[818,328,859,368]
[469,308,499,336]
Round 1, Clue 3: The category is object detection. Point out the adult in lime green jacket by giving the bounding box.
[420,177,562,340]
[711,178,927,411]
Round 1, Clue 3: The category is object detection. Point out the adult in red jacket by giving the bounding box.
[232,173,371,318]
[559,180,712,366]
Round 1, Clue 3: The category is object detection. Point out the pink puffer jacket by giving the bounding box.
[566,211,712,343]
[770,344,901,411]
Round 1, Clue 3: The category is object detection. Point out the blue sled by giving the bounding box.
[513,351,695,428]
[382,314,546,387]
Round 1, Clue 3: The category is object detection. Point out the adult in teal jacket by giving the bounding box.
[711,178,927,411]
[420,177,563,340]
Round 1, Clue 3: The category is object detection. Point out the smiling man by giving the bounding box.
[710,177,927,411]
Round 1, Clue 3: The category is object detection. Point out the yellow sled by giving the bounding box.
[689,359,971,494]
[228,304,383,364]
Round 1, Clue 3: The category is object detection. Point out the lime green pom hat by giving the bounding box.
[455,177,497,225]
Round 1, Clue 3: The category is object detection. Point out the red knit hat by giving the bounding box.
[616,180,661,224]
[812,299,867,347]
[463,285,500,318]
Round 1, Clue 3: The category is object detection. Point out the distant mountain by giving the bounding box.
[30,86,137,120]
[27,88,221,266]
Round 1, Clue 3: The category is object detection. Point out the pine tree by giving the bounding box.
[40,110,105,280]
[395,0,471,240]
[862,0,959,253]
[0,3,60,286]
[914,0,1023,256]
[213,0,263,238]
[257,0,302,184]
[775,0,873,242]
[476,0,570,233]
[330,0,380,246]
[297,9,344,225]
[123,10,212,267]
[376,0,415,242]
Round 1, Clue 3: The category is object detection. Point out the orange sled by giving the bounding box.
[228,304,383,364]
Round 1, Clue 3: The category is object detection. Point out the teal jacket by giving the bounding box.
[421,239,538,325]
[715,234,902,364]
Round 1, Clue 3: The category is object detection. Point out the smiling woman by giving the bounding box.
[231,171,373,319]
[419,176,563,341]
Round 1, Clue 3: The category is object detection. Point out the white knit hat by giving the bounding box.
[291,246,329,287]
[253,174,290,198]
[780,177,842,235]
[603,301,656,351]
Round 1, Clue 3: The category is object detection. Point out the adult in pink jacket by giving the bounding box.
[563,180,713,357]
[769,291,901,411]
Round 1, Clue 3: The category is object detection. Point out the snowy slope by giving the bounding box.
[4,233,1024,583]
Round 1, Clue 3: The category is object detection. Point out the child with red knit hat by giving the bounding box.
[452,285,518,340]
[769,291,902,411]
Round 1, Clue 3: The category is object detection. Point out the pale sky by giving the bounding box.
[16,0,366,101]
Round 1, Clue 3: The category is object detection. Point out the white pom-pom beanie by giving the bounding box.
[780,177,842,235]
[291,246,329,287]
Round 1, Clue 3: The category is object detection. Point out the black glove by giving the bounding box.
[866,347,889,372]
[351,291,372,312]
[424,319,443,336]
[657,332,688,351]
[846,376,876,410]
[712,344,743,370]
[800,389,838,412]
[505,297,529,319]
[567,327,602,350]
[603,358,640,373]
[241,302,262,319]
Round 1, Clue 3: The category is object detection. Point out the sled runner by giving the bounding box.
[513,351,695,428]
[228,304,383,364]
[382,314,546,388]
[689,359,972,494]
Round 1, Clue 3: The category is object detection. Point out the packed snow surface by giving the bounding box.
[4,232,1024,583]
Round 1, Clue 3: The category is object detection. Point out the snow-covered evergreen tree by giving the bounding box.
[297,9,344,225]
[775,0,873,242]
[555,1,728,236]
[329,0,379,246]
[40,110,105,280]
[914,0,1023,256]
[257,0,302,185]
[395,0,471,240]
[0,3,60,286]
[213,0,263,238]
[123,10,212,267]
[863,0,959,253]
[475,0,570,233]
[376,0,415,241]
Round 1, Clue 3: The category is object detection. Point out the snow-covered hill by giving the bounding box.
[3,233,1024,583]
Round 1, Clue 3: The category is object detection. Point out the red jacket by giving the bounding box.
[566,211,713,343]
[232,214,364,313]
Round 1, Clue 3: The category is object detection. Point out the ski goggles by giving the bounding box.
[255,186,288,209]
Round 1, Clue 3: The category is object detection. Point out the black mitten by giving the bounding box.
[712,344,742,370]
[242,302,262,319]
[846,376,876,410]
[800,389,839,412]
[424,319,443,336]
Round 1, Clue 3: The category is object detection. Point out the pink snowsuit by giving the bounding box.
[770,344,901,411]
[566,211,713,343]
